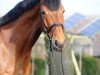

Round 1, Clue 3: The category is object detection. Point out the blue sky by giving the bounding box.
[0,0,100,17]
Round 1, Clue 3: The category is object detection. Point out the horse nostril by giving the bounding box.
[55,40,58,46]
[55,40,64,49]
[53,40,66,51]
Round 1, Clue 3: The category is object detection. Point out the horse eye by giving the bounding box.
[63,10,65,13]
[41,11,46,15]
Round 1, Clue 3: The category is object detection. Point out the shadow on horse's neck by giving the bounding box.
[13,9,42,55]
[0,8,42,74]
[1,8,42,51]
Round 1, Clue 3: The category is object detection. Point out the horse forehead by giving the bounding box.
[42,8,62,17]
[41,4,63,11]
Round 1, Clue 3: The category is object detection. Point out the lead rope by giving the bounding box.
[42,21,65,75]
[38,1,64,74]
[50,42,65,75]
[61,51,65,75]
[46,31,58,75]
[48,31,65,75]
[50,39,58,75]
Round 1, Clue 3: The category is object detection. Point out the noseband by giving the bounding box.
[38,0,64,41]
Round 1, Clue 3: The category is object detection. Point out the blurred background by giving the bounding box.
[0,0,100,75]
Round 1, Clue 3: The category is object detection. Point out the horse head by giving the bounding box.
[38,0,65,51]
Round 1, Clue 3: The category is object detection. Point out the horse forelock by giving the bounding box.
[44,0,61,11]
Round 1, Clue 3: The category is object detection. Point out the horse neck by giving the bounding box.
[1,10,41,48]
[0,8,42,56]
[0,8,42,75]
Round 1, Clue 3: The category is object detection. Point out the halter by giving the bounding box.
[38,1,65,75]
[38,0,64,42]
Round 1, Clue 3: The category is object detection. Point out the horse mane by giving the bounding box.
[44,0,61,11]
[0,0,38,26]
[0,0,61,26]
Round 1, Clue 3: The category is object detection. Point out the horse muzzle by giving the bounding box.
[51,39,66,52]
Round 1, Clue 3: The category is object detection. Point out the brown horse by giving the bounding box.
[0,0,65,75]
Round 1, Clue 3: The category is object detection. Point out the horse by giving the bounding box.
[0,0,65,75]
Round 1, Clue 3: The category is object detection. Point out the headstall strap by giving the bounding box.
[47,22,64,33]
[38,0,63,39]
